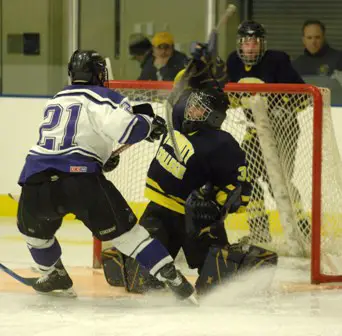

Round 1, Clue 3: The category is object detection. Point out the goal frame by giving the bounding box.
[92,80,342,285]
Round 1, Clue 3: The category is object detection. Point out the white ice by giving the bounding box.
[1,217,342,336]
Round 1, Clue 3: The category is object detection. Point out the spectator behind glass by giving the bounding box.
[138,31,188,81]
[292,20,342,76]
[129,33,152,68]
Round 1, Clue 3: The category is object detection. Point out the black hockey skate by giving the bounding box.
[33,259,76,297]
[157,263,198,305]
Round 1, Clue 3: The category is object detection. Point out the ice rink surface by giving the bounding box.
[1,217,342,336]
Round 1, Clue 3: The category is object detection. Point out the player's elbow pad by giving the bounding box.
[132,103,155,118]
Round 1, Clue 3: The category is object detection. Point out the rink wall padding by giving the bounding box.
[3,195,341,237]
[0,193,285,235]
[0,195,17,216]
[0,194,76,219]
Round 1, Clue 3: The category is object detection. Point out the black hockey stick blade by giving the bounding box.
[0,262,39,286]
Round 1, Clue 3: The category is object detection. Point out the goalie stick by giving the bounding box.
[165,4,237,161]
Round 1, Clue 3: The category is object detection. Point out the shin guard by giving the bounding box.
[102,248,165,294]
[196,244,277,295]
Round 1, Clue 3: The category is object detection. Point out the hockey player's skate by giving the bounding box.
[157,263,198,305]
[33,259,76,297]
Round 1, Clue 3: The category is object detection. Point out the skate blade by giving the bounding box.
[36,287,77,298]
[187,293,199,306]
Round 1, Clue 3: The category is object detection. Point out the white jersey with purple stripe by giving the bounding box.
[19,85,153,184]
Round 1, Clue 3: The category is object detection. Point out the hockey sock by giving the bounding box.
[112,224,173,277]
[134,238,173,276]
[24,235,62,271]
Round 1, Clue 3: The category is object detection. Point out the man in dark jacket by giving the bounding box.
[292,20,342,76]
[138,31,188,81]
[129,33,152,68]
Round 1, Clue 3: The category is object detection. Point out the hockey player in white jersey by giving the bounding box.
[16,49,196,303]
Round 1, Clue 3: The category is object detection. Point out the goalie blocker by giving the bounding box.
[102,184,278,295]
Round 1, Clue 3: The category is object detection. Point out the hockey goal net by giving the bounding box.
[94,80,342,285]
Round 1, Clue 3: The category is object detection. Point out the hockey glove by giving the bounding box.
[185,183,228,245]
[132,103,155,118]
[190,42,210,64]
[188,42,227,89]
[215,184,246,215]
[145,115,167,143]
[103,153,120,172]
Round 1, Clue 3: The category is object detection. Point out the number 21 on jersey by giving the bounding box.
[37,104,81,150]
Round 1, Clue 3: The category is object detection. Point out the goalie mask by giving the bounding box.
[237,20,267,66]
[182,88,228,133]
[68,49,108,86]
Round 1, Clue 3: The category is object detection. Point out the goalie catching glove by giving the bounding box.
[187,41,227,89]
[185,183,242,246]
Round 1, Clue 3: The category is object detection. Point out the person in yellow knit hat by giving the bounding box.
[138,31,188,81]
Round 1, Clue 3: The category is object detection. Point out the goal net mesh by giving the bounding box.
[101,81,342,283]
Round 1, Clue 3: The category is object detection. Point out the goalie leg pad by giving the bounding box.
[124,257,165,294]
[237,243,278,271]
[195,244,278,295]
[102,248,127,288]
[102,248,165,294]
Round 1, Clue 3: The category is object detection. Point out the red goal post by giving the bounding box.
[93,80,342,286]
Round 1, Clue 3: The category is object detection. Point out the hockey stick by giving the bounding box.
[108,6,237,161]
[111,143,131,156]
[220,184,242,221]
[8,192,19,202]
[0,262,39,286]
[165,4,237,161]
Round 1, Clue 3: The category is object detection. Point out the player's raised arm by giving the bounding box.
[65,50,166,146]
[99,96,166,145]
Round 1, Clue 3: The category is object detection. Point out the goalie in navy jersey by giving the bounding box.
[16,49,196,303]
[225,20,310,243]
[104,54,277,295]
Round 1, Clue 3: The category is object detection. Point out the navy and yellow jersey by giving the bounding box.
[226,50,306,123]
[226,50,304,84]
[144,128,252,214]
